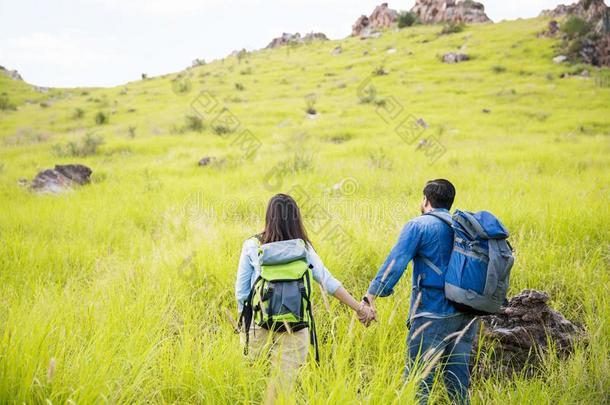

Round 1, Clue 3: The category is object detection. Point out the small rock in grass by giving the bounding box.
[331,46,342,56]
[553,55,568,64]
[387,48,397,54]
[442,53,470,63]
[416,118,429,129]
[482,108,491,113]
[198,157,214,166]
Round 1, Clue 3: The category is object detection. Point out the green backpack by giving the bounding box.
[239,237,319,362]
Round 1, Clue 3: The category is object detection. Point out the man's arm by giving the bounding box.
[365,221,422,306]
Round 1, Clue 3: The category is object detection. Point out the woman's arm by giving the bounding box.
[235,238,257,312]
[306,245,373,322]
[306,244,343,294]
[333,287,369,319]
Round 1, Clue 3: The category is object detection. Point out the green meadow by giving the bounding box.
[1,16,609,403]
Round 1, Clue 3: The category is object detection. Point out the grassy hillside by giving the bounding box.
[0,17,609,403]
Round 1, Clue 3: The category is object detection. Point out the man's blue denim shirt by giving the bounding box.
[367,208,459,321]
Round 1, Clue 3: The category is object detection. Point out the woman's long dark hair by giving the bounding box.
[260,193,311,246]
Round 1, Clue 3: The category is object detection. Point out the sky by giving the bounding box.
[0,0,570,88]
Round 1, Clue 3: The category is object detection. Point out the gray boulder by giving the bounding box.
[442,52,470,63]
[29,164,92,193]
[473,289,583,376]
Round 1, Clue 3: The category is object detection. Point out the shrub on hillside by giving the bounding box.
[53,133,104,157]
[492,65,507,73]
[234,82,245,91]
[441,22,465,35]
[184,114,204,132]
[372,65,389,76]
[236,49,249,64]
[305,93,317,115]
[0,93,16,111]
[559,16,603,65]
[212,124,234,135]
[359,86,385,106]
[561,16,593,40]
[95,111,108,125]
[397,11,420,28]
[369,148,393,170]
[72,108,85,119]
[172,78,192,94]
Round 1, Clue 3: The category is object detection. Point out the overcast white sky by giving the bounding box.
[0,0,569,88]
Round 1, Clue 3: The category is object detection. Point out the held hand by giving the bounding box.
[356,303,373,326]
[356,301,377,327]
[361,295,377,325]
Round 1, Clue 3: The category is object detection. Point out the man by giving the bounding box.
[363,179,478,404]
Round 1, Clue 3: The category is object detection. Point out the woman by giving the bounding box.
[235,193,370,400]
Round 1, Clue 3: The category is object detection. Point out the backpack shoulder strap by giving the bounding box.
[418,211,453,276]
[238,274,261,355]
[424,210,453,227]
[301,270,319,363]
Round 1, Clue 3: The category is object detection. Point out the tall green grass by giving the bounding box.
[0,17,608,403]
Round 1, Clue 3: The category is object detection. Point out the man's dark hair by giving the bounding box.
[423,179,456,210]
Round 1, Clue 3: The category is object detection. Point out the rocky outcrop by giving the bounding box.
[410,0,492,24]
[596,34,610,65]
[266,32,328,49]
[541,0,610,66]
[541,0,609,28]
[541,0,609,33]
[351,3,398,37]
[0,66,23,81]
[29,164,92,193]
[473,290,583,376]
[369,3,398,28]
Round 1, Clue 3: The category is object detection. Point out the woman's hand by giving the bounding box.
[332,287,377,327]
[356,302,377,327]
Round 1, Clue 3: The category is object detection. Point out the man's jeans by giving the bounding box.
[405,314,479,404]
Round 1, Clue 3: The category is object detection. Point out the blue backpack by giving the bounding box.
[427,210,514,315]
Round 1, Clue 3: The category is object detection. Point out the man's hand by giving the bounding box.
[357,295,377,326]
[356,303,375,327]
